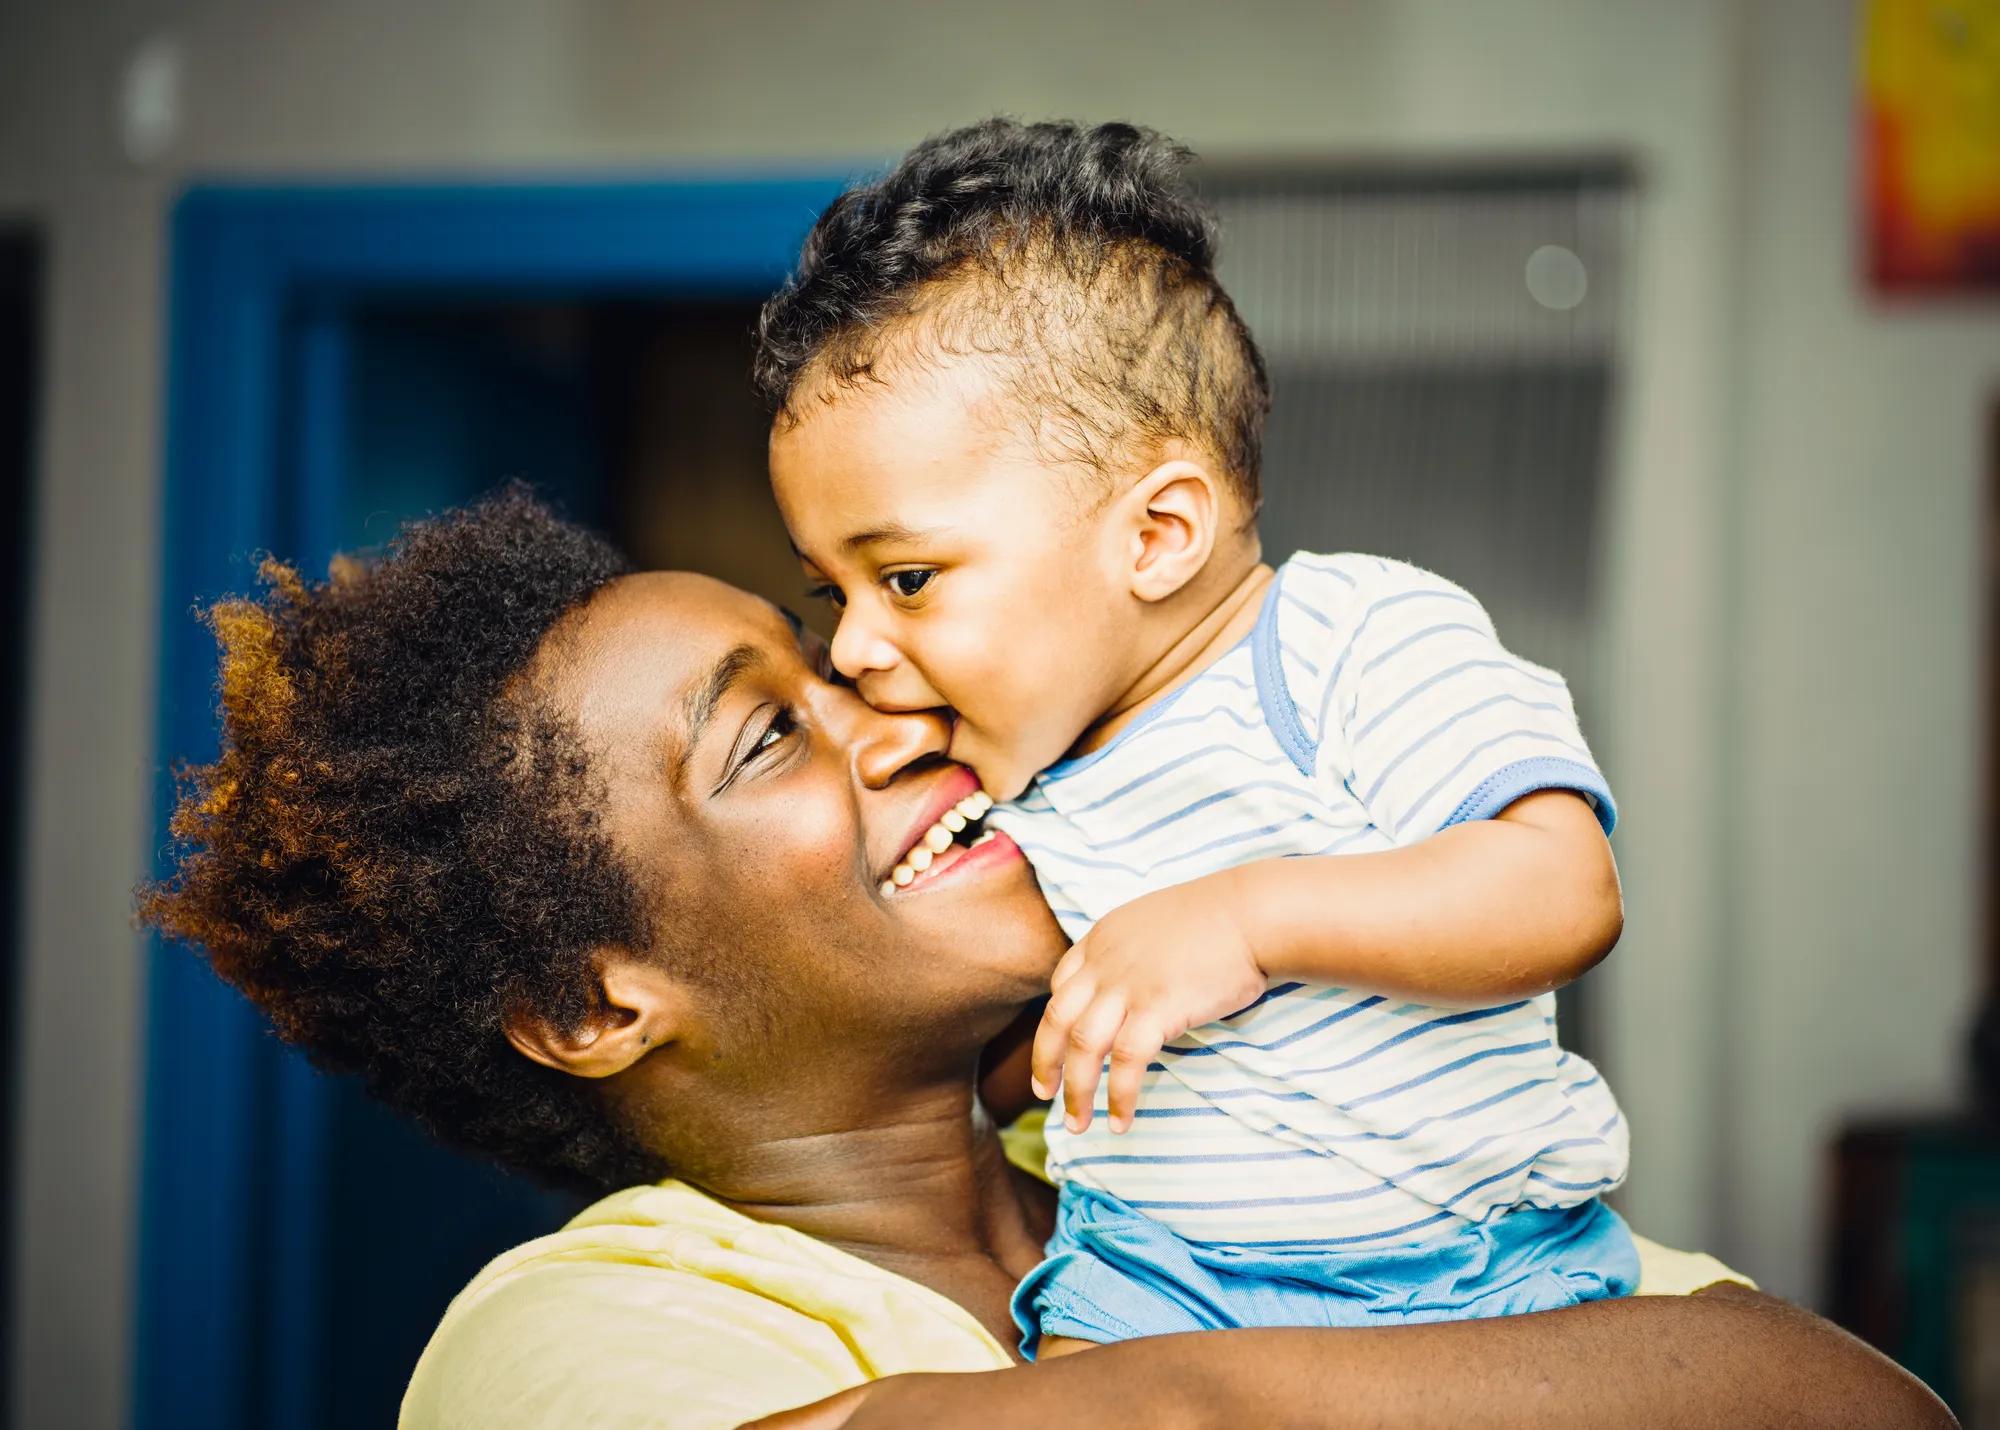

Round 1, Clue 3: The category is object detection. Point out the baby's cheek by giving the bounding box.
[953,630,1037,716]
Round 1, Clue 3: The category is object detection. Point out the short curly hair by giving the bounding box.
[755,118,1270,508]
[139,485,665,1193]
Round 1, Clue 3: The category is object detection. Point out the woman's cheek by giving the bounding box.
[773,794,864,892]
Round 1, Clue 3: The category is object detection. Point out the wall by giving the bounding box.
[0,2,1986,1425]
[0,10,172,1430]
[1722,0,1993,1294]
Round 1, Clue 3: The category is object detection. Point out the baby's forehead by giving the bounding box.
[775,345,1121,512]
[774,442,1107,577]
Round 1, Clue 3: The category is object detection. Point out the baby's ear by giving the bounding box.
[1124,458,1223,602]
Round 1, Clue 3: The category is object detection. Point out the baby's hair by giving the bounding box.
[138,485,665,1193]
[754,118,1270,511]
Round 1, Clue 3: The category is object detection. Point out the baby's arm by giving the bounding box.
[1033,557,1627,1133]
[1237,786,1621,1002]
[1031,787,1619,1133]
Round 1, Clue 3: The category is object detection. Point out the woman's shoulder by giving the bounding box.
[399,1180,1009,1430]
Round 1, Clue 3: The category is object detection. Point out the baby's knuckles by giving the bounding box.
[1091,883,1266,1024]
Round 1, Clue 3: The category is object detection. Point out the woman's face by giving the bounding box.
[533,570,1065,1065]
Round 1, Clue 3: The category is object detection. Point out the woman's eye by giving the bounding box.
[742,709,797,767]
[886,569,935,600]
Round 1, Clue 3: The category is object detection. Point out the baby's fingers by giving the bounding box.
[1048,943,1087,992]
[1060,994,1126,1134]
[1106,1018,1166,1134]
[1031,970,1095,1099]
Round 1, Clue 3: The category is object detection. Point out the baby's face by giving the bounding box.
[770,358,1140,800]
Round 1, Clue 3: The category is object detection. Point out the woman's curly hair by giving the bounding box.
[139,485,666,1193]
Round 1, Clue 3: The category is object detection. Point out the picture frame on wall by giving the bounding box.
[1862,0,2000,293]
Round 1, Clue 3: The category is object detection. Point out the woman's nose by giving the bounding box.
[828,605,898,684]
[827,689,951,790]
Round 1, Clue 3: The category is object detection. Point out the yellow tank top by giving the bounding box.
[402,1112,1750,1429]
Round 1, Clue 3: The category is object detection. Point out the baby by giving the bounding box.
[758,119,1637,1357]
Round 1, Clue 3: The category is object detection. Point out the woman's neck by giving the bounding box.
[697,1080,1054,1344]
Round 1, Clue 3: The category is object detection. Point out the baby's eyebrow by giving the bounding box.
[842,521,948,552]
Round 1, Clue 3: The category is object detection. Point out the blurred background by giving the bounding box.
[0,0,1996,1426]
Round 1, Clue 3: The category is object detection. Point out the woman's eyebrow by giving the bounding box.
[675,643,764,776]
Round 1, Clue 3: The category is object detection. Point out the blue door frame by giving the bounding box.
[143,174,844,1430]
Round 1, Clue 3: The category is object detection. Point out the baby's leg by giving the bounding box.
[1034,1335,1098,1360]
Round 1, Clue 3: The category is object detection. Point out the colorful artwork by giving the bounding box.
[1864,0,2000,291]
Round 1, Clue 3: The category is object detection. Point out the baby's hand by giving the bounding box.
[1029,872,1266,1134]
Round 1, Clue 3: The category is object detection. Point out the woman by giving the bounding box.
[141,488,1950,1428]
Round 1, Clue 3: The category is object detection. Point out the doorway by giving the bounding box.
[0,224,42,1430]
[334,296,803,617]
[141,178,843,1430]
[290,293,802,1430]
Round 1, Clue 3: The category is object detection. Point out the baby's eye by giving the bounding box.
[806,583,847,611]
[886,569,936,600]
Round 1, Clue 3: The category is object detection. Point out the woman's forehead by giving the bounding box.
[598,570,781,651]
[543,572,789,730]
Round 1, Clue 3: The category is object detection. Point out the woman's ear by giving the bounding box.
[504,952,690,1080]
[1123,458,1222,603]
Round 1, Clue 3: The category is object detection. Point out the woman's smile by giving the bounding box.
[877,770,1017,896]
[537,569,1063,1009]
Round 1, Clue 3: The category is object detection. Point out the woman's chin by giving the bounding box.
[880,829,1066,997]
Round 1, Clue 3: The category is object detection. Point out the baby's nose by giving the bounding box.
[829,609,898,681]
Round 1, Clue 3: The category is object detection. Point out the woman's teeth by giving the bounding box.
[881,791,994,896]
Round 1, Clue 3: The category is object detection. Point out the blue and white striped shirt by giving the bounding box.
[987,553,1628,1249]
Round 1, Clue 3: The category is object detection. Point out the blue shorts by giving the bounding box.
[1011,1183,1639,1357]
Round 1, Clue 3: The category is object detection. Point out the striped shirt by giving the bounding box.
[986,553,1629,1250]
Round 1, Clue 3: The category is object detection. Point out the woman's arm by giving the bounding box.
[751,1285,1953,1430]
